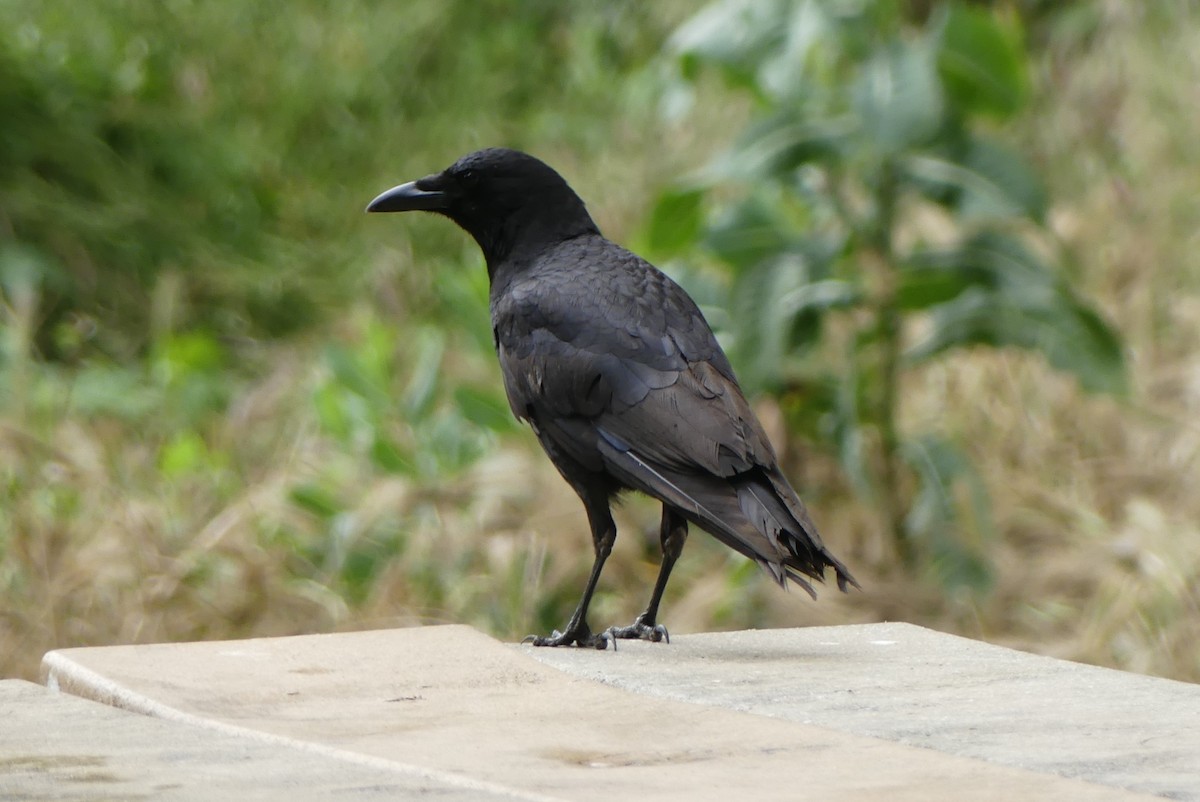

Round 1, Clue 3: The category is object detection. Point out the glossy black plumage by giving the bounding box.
[368,148,857,648]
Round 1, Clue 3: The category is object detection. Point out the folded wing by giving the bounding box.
[495,258,857,594]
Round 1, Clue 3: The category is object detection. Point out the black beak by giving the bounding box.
[365,176,447,213]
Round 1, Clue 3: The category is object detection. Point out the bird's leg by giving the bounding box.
[526,494,615,649]
[608,507,688,644]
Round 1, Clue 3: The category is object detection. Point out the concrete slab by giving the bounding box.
[40,625,1161,802]
[0,679,539,801]
[525,623,1200,800]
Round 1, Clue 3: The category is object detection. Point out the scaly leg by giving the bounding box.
[526,490,616,649]
[608,506,688,643]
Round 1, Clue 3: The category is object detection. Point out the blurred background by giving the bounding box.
[2,0,1197,683]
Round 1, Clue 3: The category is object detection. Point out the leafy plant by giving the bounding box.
[650,0,1126,590]
[0,0,681,358]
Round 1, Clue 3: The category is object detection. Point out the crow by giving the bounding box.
[367,148,857,648]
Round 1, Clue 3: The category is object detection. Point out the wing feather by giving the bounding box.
[492,237,857,593]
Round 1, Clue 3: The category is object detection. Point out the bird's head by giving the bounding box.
[366,148,598,270]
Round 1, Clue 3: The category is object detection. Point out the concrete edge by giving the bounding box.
[41,649,565,802]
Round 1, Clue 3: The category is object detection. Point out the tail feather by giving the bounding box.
[735,475,859,593]
[596,432,857,595]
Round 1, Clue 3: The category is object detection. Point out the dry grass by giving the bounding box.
[2,2,1198,684]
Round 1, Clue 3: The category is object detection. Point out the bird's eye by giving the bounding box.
[460,169,479,186]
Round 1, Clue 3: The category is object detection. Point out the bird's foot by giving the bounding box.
[605,618,669,644]
[522,624,610,650]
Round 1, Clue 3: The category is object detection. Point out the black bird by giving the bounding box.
[367,148,857,648]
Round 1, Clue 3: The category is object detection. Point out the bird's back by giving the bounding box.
[491,234,856,593]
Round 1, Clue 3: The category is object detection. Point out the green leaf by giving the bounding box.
[903,233,1127,396]
[340,548,384,605]
[903,136,1045,222]
[158,431,208,477]
[898,227,1049,310]
[644,188,705,258]
[907,240,1127,398]
[153,331,227,385]
[704,190,806,270]
[454,386,517,433]
[370,435,414,475]
[937,5,1028,120]
[669,0,790,82]
[755,0,831,102]
[901,434,994,593]
[896,261,986,310]
[401,327,446,420]
[290,484,343,519]
[959,137,1045,221]
[902,230,1068,312]
[709,112,853,182]
[312,382,352,440]
[324,343,391,410]
[725,240,848,391]
[434,264,494,356]
[906,231,1049,292]
[728,255,813,391]
[854,39,943,154]
[780,278,862,318]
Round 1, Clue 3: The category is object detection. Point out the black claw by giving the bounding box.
[606,620,670,644]
[523,615,671,650]
[523,626,610,649]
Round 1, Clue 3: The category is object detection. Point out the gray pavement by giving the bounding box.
[526,622,1200,800]
[26,624,1186,800]
[0,678,544,801]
